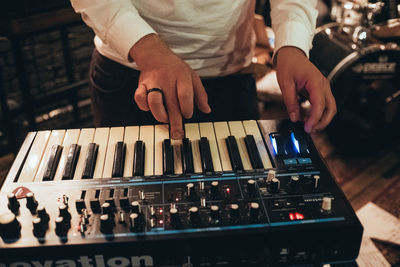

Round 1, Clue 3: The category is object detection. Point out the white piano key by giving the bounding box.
[154,124,169,176]
[73,128,95,180]
[184,123,202,174]
[123,126,139,177]
[18,131,51,183]
[102,127,125,178]
[199,122,222,173]
[139,125,154,176]
[6,132,36,184]
[54,129,81,181]
[228,121,252,171]
[92,128,110,179]
[213,122,232,172]
[171,139,183,175]
[243,120,273,169]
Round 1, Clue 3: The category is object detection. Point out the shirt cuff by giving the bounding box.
[272,20,314,60]
[107,10,156,61]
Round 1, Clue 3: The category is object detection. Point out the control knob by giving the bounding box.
[129,213,144,232]
[32,217,45,238]
[37,206,50,225]
[269,178,280,193]
[186,183,196,201]
[100,214,113,233]
[210,205,220,225]
[7,193,20,213]
[189,207,201,226]
[249,202,260,222]
[170,208,181,229]
[321,197,332,214]
[0,212,21,240]
[26,192,38,213]
[130,201,141,214]
[246,179,256,196]
[229,204,240,223]
[210,181,220,199]
[55,216,68,236]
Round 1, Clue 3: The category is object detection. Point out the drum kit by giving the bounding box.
[310,0,400,155]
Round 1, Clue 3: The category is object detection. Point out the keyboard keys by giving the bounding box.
[73,128,95,180]
[123,126,140,177]
[42,145,63,181]
[133,141,145,176]
[199,122,222,173]
[112,141,126,177]
[19,131,51,183]
[244,135,263,171]
[228,121,252,171]
[92,127,110,178]
[154,125,169,176]
[226,136,244,172]
[140,126,154,176]
[172,139,183,175]
[55,129,80,181]
[213,122,232,172]
[82,143,98,179]
[162,139,174,175]
[35,130,66,182]
[62,144,80,180]
[181,138,194,174]
[242,120,272,169]
[103,127,124,178]
[184,123,202,174]
[199,137,214,174]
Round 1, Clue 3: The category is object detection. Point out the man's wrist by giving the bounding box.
[275,46,307,65]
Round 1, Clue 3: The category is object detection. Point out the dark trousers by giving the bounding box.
[89,49,259,127]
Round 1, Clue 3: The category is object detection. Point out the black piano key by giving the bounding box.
[133,140,145,176]
[244,135,264,171]
[199,137,214,174]
[226,136,243,172]
[62,144,81,180]
[181,138,194,174]
[162,139,174,175]
[43,145,63,181]
[112,141,126,177]
[82,143,98,179]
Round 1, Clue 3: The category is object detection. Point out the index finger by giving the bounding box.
[304,78,325,133]
[163,88,184,139]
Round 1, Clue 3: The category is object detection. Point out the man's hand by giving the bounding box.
[275,46,336,133]
[129,34,211,139]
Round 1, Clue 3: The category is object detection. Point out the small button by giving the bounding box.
[283,158,297,166]
[297,158,312,164]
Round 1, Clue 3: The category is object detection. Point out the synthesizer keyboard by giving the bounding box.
[0,120,362,266]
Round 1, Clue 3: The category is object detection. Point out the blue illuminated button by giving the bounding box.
[283,158,297,166]
[297,158,312,164]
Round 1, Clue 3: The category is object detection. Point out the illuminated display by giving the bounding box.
[270,135,278,155]
[290,132,300,154]
[289,212,305,220]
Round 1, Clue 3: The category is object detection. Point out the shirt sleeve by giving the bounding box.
[70,0,156,60]
[270,0,318,59]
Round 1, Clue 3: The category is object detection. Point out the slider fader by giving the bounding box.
[0,120,362,266]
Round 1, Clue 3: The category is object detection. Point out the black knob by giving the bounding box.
[186,183,196,201]
[32,217,45,238]
[130,201,141,214]
[119,197,129,210]
[7,193,20,213]
[55,216,67,236]
[249,202,260,222]
[189,207,201,226]
[26,192,38,213]
[269,178,280,193]
[75,199,86,213]
[169,208,181,229]
[59,204,70,219]
[101,202,112,215]
[210,181,220,199]
[247,179,256,196]
[37,206,49,225]
[210,205,220,225]
[90,198,101,213]
[229,204,240,223]
[288,175,300,192]
[129,213,144,232]
[100,214,113,233]
[0,212,21,240]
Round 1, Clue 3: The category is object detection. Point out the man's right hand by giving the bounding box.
[129,34,211,139]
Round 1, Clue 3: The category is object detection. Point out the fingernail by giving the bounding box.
[289,112,297,122]
[171,130,183,140]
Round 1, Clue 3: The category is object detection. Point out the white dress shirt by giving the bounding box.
[71,0,317,77]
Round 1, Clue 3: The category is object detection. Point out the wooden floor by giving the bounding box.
[0,100,399,265]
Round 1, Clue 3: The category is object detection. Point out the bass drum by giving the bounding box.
[310,23,400,155]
